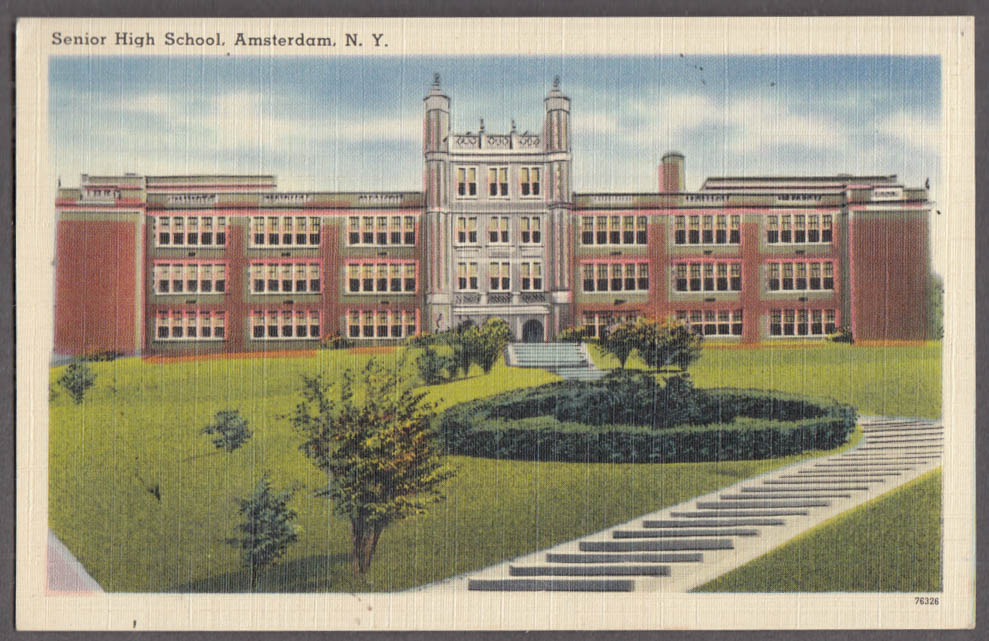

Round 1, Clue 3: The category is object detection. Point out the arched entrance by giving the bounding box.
[521,319,544,343]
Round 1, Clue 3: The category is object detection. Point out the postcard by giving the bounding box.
[15,16,975,630]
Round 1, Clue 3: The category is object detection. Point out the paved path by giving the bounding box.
[417,416,942,593]
[48,530,103,593]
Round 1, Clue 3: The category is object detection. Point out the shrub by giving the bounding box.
[202,410,253,452]
[80,350,124,362]
[598,323,638,368]
[634,318,703,372]
[225,473,300,591]
[435,382,856,463]
[321,332,352,350]
[416,345,453,385]
[557,325,595,343]
[828,327,854,344]
[58,360,96,404]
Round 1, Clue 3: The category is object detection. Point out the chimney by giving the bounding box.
[659,152,685,193]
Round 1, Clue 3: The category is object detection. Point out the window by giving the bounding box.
[674,262,741,293]
[674,216,686,244]
[768,308,837,337]
[581,217,594,245]
[457,262,478,291]
[702,216,714,244]
[156,216,227,248]
[715,215,727,244]
[582,311,640,338]
[488,167,508,197]
[783,309,795,335]
[580,262,648,292]
[251,310,321,340]
[153,262,227,295]
[623,216,635,244]
[767,213,833,244]
[251,261,322,294]
[766,261,834,291]
[825,309,837,334]
[489,216,509,244]
[520,167,541,197]
[780,215,793,243]
[457,167,478,197]
[345,309,418,340]
[250,216,320,247]
[822,215,833,243]
[808,215,820,243]
[677,309,743,336]
[520,216,542,244]
[767,215,779,244]
[344,261,415,294]
[794,214,807,243]
[637,216,647,244]
[521,262,543,291]
[456,216,478,244]
[688,216,700,244]
[730,215,741,244]
[155,311,226,341]
[489,262,510,291]
[344,215,413,247]
[580,215,645,246]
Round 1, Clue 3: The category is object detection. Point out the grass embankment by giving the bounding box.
[49,343,939,592]
[695,469,942,592]
[588,342,942,418]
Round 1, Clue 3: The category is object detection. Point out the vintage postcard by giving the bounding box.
[15,17,975,630]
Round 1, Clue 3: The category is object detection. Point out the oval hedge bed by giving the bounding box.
[435,371,857,463]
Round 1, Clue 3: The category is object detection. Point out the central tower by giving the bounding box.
[422,75,574,341]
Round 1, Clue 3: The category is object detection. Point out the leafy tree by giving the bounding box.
[225,473,300,591]
[634,317,703,373]
[290,357,455,575]
[416,345,452,385]
[598,322,638,368]
[58,360,96,404]
[202,410,253,452]
[474,318,511,374]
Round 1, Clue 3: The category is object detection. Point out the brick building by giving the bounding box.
[53,77,932,356]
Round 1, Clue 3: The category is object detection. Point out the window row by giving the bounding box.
[580,311,640,338]
[673,262,742,293]
[581,263,650,293]
[155,216,227,247]
[456,261,543,291]
[456,166,542,198]
[155,311,226,340]
[250,216,321,247]
[767,214,833,244]
[153,263,227,294]
[251,310,322,339]
[675,309,744,336]
[347,263,417,293]
[673,215,741,245]
[347,215,417,246]
[580,215,648,245]
[769,309,837,336]
[767,262,835,291]
[346,310,419,339]
[455,216,542,245]
[250,263,322,294]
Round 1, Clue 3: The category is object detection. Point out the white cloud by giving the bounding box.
[878,110,941,154]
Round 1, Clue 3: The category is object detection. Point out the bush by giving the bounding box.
[202,410,253,452]
[828,327,854,344]
[58,360,96,404]
[416,346,454,385]
[80,350,123,362]
[557,325,595,343]
[321,332,352,350]
[435,381,856,463]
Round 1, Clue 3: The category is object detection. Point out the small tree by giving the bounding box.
[202,410,252,452]
[416,345,451,385]
[291,357,454,575]
[598,322,638,368]
[474,318,511,374]
[635,318,703,373]
[58,360,96,404]
[225,473,300,591]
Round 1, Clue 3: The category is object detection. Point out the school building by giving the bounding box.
[53,76,932,356]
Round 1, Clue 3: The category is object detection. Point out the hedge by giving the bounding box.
[435,386,857,463]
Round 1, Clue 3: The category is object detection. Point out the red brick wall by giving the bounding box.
[55,219,139,355]
[849,212,929,341]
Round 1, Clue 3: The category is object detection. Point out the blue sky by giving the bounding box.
[51,55,941,194]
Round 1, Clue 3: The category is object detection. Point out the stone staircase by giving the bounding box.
[415,417,944,593]
[505,342,605,381]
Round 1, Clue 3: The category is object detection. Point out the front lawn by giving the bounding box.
[50,345,867,592]
[694,468,942,593]
[588,342,942,418]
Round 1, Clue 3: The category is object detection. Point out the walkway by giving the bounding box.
[418,416,942,592]
[48,530,103,593]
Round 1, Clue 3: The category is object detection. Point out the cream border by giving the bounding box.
[15,16,975,630]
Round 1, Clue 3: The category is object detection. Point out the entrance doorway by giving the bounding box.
[521,319,544,343]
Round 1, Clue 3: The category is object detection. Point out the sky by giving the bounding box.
[50,55,940,196]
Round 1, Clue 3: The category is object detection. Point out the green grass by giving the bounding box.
[695,468,942,593]
[50,346,867,593]
[588,342,942,418]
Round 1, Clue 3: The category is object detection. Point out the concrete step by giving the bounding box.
[720,493,852,500]
[672,509,810,517]
[613,528,759,538]
[764,479,883,485]
[579,539,733,552]
[697,500,829,509]
[510,565,670,577]
[468,578,635,591]
[546,552,703,564]
[795,470,901,476]
[643,518,785,527]
[741,485,869,492]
